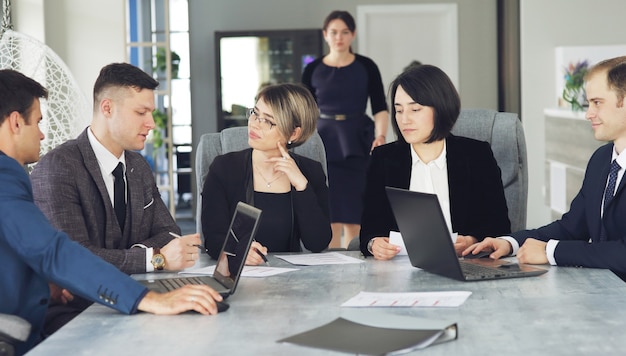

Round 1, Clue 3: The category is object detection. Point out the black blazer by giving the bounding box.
[202,149,331,259]
[360,135,511,256]
[512,143,626,278]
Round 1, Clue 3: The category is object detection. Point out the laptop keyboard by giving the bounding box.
[159,277,205,291]
[460,262,506,279]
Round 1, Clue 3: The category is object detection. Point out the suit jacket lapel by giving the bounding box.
[594,145,615,241]
[386,143,411,189]
[446,136,469,228]
[76,129,123,248]
[125,153,146,247]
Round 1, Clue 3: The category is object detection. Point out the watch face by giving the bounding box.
[153,254,165,267]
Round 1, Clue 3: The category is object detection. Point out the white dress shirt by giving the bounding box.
[408,141,453,234]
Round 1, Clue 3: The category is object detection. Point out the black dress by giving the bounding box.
[302,54,388,224]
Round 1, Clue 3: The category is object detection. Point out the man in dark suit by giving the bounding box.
[0,69,223,355]
[465,56,626,280]
[30,63,203,333]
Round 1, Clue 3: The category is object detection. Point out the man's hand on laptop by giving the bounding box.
[454,235,478,256]
[517,238,548,264]
[369,237,401,260]
[161,233,202,270]
[462,237,512,259]
[137,284,223,315]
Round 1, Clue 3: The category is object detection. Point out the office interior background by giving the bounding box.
[8,0,626,230]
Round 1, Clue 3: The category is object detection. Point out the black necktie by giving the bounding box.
[600,159,621,241]
[112,162,126,231]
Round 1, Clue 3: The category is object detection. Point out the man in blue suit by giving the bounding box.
[465,56,626,280]
[0,69,223,355]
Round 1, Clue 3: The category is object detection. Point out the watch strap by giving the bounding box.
[367,238,377,255]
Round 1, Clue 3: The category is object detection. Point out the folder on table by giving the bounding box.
[277,310,457,355]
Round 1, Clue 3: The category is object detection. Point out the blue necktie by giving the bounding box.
[600,159,621,241]
[112,162,126,231]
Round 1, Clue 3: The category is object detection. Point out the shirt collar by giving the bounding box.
[87,127,126,174]
[410,140,447,169]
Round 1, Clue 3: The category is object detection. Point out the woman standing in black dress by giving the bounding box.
[302,10,389,248]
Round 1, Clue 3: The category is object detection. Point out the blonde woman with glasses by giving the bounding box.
[201,83,331,265]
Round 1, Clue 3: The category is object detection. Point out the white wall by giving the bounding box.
[13,0,126,108]
[520,0,626,228]
[12,0,45,42]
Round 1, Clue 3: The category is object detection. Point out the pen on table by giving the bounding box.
[169,231,209,255]
[253,239,269,265]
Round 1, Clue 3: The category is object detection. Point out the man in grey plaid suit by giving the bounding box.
[30,63,204,335]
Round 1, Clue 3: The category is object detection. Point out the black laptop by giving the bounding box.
[140,201,261,296]
[385,187,547,281]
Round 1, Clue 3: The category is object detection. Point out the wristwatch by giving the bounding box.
[367,238,378,255]
[151,248,166,270]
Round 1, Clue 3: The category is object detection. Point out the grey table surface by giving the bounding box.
[28,251,626,355]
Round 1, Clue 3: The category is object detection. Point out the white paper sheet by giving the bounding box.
[179,265,298,277]
[341,291,472,308]
[389,230,458,257]
[274,252,364,265]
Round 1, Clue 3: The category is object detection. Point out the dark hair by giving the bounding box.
[403,60,423,72]
[586,56,626,106]
[256,83,318,148]
[0,69,48,126]
[323,10,356,32]
[389,65,460,143]
[93,62,159,109]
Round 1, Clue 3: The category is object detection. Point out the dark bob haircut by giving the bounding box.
[389,64,460,144]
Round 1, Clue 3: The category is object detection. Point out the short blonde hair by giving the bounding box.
[255,83,318,148]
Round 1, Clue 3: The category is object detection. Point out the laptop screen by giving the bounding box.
[213,202,261,292]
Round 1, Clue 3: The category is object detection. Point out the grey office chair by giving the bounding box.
[195,126,327,244]
[0,314,31,356]
[451,108,528,232]
[346,108,528,251]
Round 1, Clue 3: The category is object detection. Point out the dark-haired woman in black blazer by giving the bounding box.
[360,65,511,260]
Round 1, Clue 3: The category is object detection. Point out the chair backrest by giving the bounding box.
[450,108,528,232]
[195,126,327,241]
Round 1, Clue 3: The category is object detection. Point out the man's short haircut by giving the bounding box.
[586,56,626,107]
[0,69,48,126]
[389,64,460,143]
[93,63,159,110]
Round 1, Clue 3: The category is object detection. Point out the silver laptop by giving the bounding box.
[140,201,261,297]
[385,187,547,281]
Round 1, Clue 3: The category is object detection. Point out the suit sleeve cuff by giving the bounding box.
[146,247,154,272]
[498,236,519,255]
[132,244,154,272]
[546,239,558,265]
[131,288,150,314]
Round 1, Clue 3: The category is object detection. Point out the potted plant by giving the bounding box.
[151,108,167,154]
[154,47,180,79]
[562,60,588,112]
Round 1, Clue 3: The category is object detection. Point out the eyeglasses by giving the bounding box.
[247,108,276,131]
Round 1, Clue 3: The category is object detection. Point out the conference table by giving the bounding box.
[29,251,626,355]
